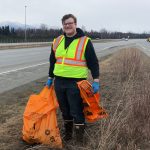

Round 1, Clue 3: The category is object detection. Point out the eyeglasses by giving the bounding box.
[63,22,75,26]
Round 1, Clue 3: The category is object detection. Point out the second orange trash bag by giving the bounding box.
[77,80,108,123]
[22,86,62,149]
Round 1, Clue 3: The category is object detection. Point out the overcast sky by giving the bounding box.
[0,0,150,33]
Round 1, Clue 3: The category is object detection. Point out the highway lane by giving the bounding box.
[0,39,140,74]
[0,39,149,94]
[0,47,50,73]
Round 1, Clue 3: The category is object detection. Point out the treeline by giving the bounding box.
[0,26,16,36]
[0,25,150,43]
[0,25,62,42]
[85,30,150,39]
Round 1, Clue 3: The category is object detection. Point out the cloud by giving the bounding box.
[0,0,150,33]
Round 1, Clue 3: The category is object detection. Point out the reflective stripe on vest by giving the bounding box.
[56,57,86,66]
[53,35,64,51]
[55,36,88,67]
[75,36,87,60]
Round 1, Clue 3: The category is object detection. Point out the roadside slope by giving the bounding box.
[0,47,149,150]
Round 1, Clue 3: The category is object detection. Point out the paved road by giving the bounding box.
[0,39,149,94]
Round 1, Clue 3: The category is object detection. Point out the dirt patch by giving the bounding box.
[0,48,149,150]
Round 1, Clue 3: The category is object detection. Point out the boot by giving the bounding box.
[74,124,85,145]
[63,120,73,141]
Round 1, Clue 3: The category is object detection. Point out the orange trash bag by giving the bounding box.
[22,86,62,149]
[77,80,108,123]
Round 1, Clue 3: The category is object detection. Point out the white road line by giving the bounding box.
[101,44,126,51]
[0,62,49,75]
[97,46,115,52]
[102,47,112,50]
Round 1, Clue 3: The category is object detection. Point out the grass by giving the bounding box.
[0,47,149,150]
[96,48,150,150]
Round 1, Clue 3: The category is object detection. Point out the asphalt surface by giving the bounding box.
[0,39,149,94]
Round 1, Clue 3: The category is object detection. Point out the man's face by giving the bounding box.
[62,17,77,36]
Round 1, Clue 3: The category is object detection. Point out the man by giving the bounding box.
[46,14,100,143]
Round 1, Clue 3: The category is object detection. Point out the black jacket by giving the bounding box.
[48,28,99,79]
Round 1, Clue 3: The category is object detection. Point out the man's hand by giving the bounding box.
[46,78,53,88]
[92,81,100,93]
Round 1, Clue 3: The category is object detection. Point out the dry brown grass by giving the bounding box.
[96,48,150,150]
[0,47,149,150]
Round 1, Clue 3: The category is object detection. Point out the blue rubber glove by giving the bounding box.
[92,82,100,93]
[46,78,53,88]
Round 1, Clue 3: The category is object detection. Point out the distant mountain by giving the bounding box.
[0,21,61,30]
[0,21,37,29]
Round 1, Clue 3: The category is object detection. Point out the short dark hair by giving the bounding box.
[61,14,77,24]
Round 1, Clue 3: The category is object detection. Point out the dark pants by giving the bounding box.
[54,78,85,124]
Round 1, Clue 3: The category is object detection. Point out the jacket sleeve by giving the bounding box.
[48,46,56,78]
[85,40,100,79]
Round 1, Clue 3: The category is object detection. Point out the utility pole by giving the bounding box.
[25,5,27,42]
